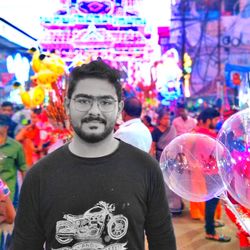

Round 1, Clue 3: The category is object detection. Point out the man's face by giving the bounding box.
[209,117,220,129]
[160,114,170,127]
[65,78,123,143]
[0,106,13,117]
[178,108,187,120]
[30,112,39,125]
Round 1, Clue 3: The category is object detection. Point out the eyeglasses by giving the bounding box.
[72,96,118,113]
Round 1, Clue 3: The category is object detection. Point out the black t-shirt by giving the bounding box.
[151,127,163,143]
[151,128,164,161]
[11,141,176,250]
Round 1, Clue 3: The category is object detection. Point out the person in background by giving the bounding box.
[142,115,155,133]
[15,109,42,168]
[150,111,184,215]
[11,60,176,250]
[0,178,16,249]
[114,97,152,152]
[190,112,223,222]
[172,103,197,136]
[0,115,26,208]
[0,178,15,224]
[194,108,231,242]
[16,108,53,168]
[0,102,17,138]
[150,111,176,161]
[11,107,31,135]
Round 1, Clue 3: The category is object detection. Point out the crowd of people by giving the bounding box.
[0,60,248,249]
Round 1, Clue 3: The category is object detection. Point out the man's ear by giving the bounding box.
[64,97,70,116]
[118,100,124,116]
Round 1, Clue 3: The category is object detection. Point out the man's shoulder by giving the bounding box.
[119,141,157,164]
[115,119,150,136]
[173,116,182,121]
[125,119,151,134]
[30,145,67,171]
[6,137,22,149]
[188,116,197,123]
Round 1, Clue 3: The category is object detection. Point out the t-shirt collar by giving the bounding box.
[120,118,141,127]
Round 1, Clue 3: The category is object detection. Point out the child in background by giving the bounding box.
[0,178,16,249]
[0,178,15,224]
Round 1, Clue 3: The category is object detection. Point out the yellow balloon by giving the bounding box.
[43,53,66,76]
[29,49,47,73]
[20,91,31,108]
[31,86,45,106]
[31,69,58,87]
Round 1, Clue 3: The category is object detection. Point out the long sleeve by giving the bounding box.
[145,164,177,250]
[10,168,45,250]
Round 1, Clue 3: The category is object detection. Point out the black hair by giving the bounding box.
[157,110,170,123]
[32,108,42,115]
[1,101,14,109]
[0,114,11,127]
[177,102,186,109]
[143,115,152,124]
[67,60,122,102]
[123,97,142,118]
[198,108,220,123]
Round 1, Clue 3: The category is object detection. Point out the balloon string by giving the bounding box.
[219,192,250,234]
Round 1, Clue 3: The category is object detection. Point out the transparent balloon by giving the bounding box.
[217,108,250,209]
[160,133,230,202]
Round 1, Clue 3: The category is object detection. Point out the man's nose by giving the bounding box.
[88,100,101,114]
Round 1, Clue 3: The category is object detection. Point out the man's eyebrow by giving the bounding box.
[73,94,92,99]
[73,94,115,99]
[98,95,116,100]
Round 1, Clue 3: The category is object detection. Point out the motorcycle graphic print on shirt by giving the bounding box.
[53,201,129,250]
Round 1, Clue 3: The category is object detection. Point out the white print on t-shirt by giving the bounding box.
[54,201,128,250]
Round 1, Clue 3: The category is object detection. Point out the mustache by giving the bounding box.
[81,117,106,124]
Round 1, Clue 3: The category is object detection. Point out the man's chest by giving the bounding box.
[39,172,147,249]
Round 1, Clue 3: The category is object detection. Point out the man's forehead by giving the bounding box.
[73,79,117,98]
[73,93,116,99]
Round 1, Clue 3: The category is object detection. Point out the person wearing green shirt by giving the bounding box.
[0,114,27,207]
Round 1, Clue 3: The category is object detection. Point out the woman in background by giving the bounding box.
[150,111,184,215]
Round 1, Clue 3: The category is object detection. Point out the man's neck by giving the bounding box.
[69,133,119,158]
[158,124,169,132]
[180,116,188,121]
[123,115,137,122]
[198,124,210,130]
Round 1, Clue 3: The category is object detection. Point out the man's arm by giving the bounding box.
[10,169,45,250]
[145,163,177,250]
[0,196,16,224]
[16,144,27,180]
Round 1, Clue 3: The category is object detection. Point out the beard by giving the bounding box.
[209,122,216,129]
[72,116,115,143]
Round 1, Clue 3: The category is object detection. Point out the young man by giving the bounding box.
[114,97,152,152]
[11,61,176,250]
[172,104,196,136]
[0,114,26,208]
[194,108,231,243]
[0,101,17,138]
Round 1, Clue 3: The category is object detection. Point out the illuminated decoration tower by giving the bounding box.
[38,0,182,104]
[39,0,152,64]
